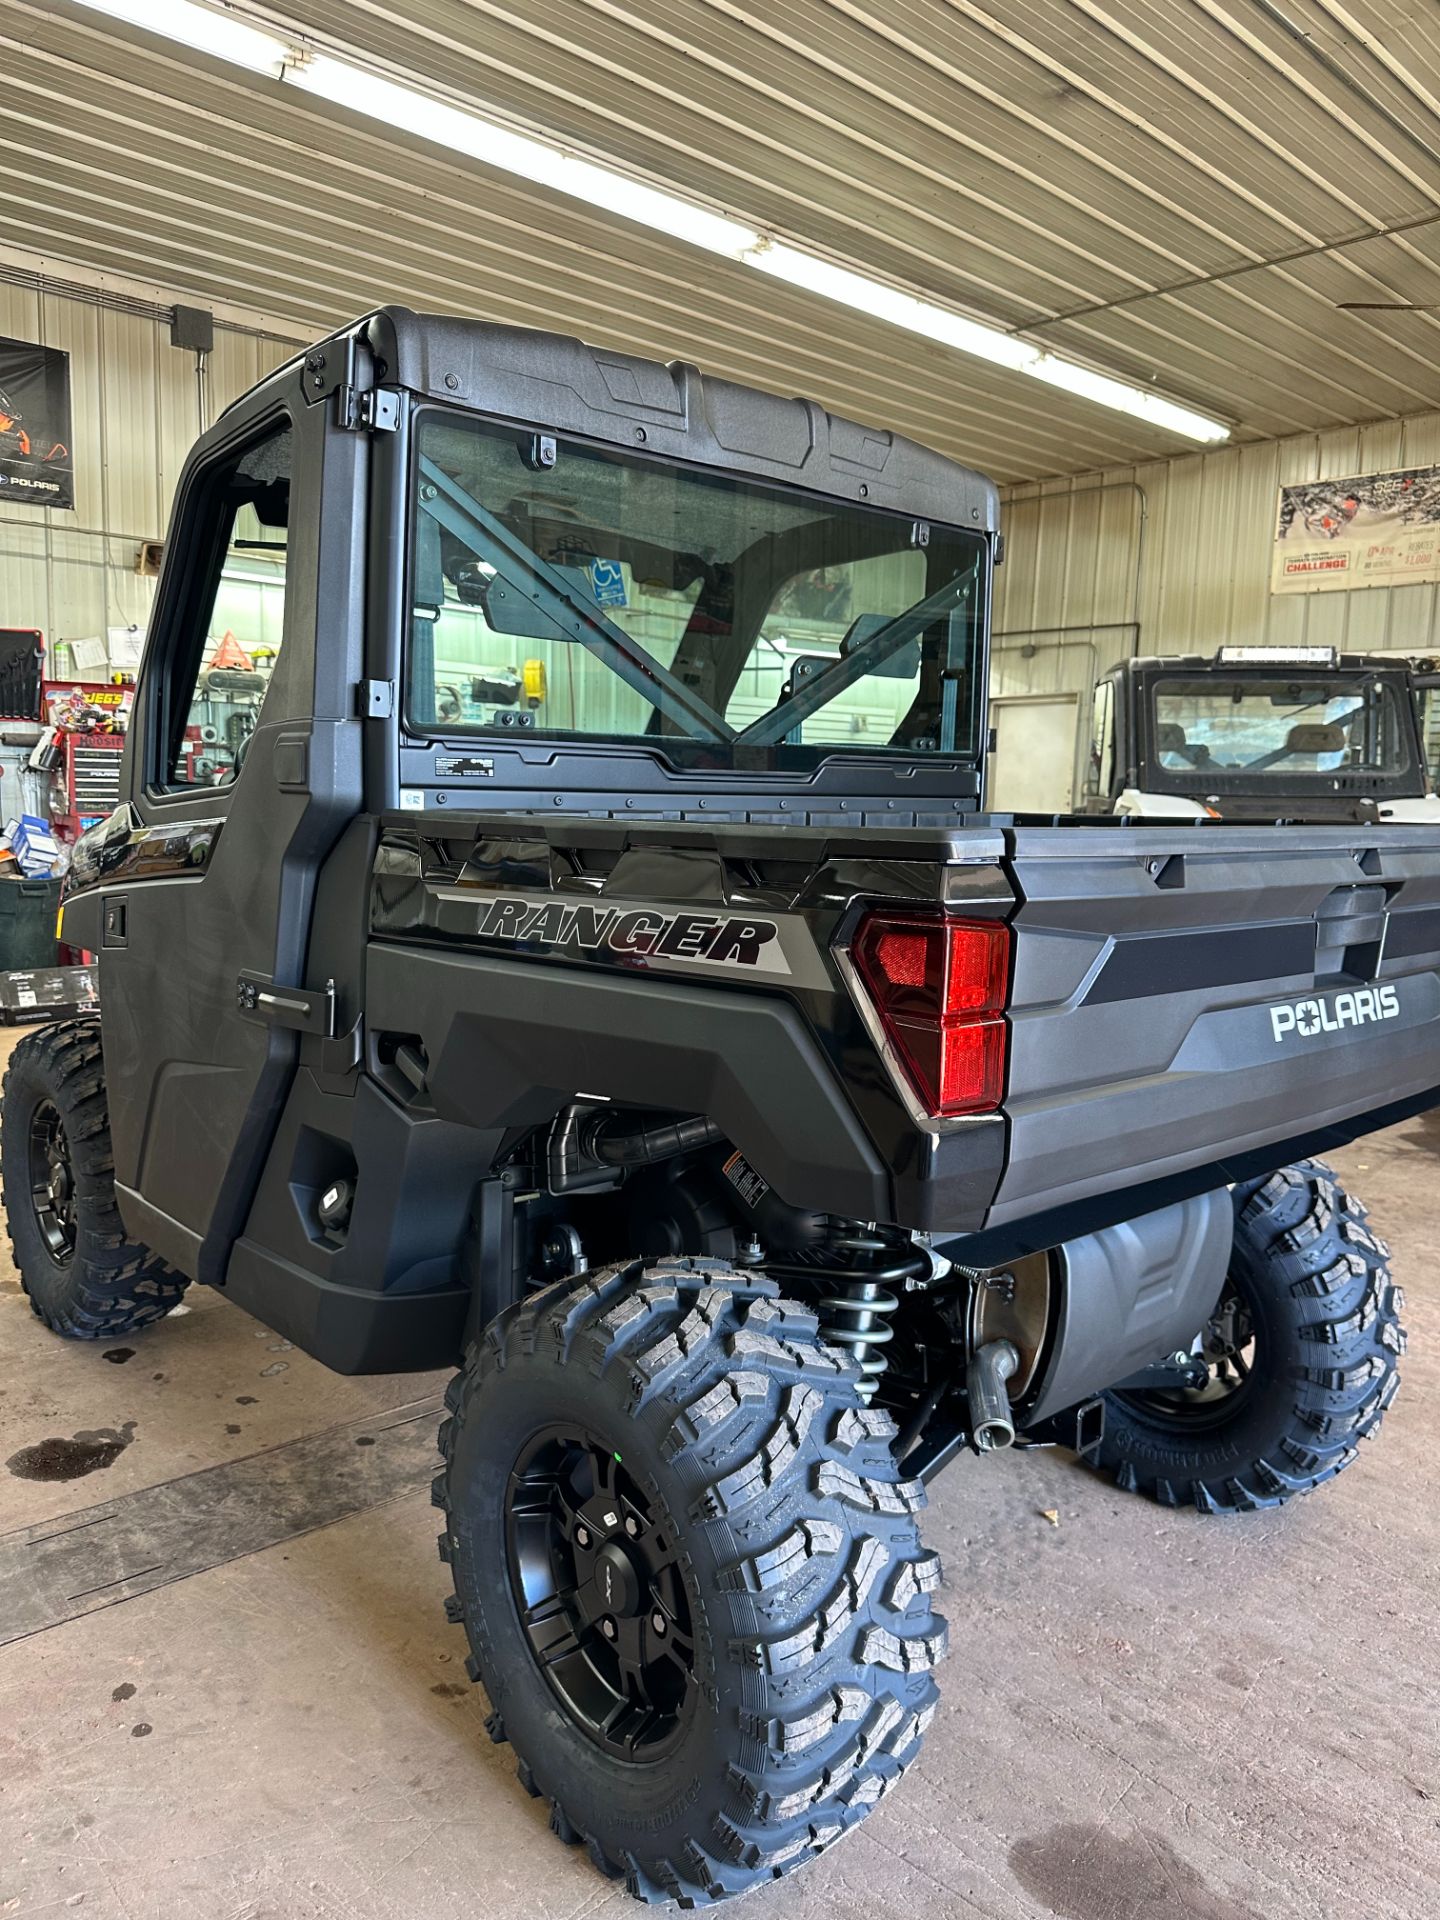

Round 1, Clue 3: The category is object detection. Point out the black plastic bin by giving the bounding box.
[0,876,62,971]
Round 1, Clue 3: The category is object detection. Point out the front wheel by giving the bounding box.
[1,1019,188,1338]
[1097,1162,1404,1513]
[437,1259,947,1905]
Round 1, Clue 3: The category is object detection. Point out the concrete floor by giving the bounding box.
[1,1025,1437,1920]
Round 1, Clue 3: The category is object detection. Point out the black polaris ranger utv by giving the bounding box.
[3,309,1430,1906]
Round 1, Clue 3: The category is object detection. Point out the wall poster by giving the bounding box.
[1273,464,1440,593]
[0,337,74,510]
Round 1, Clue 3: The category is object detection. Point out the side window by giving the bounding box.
[1086,679,1114,796]
[162,422,290,789]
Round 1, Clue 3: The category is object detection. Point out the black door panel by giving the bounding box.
[87,368,368,1284]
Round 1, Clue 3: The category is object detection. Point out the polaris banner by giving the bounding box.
[0,337,74,510]
[1272,464,1440,593]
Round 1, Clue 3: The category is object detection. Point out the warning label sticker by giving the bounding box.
[722,1150,770,1208]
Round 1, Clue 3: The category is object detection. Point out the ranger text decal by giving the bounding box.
[472,894,790,974]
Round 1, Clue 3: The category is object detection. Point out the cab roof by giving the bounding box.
[1112,648,1435,677]
[256,304,1000,535]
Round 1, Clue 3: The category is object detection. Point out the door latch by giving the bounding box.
[236,971,336,1038]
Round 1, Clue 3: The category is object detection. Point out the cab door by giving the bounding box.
[90,373,367,1285]
[1078,675,1117,813]
[1410,670,1440,786]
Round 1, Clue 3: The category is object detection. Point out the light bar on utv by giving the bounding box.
[1216,646,1338,665]
[847,913,1010,1117]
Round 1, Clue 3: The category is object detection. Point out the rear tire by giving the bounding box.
[437,1259,946,1905]
[1097,1161,1403,1513]
[1,1018,188,1338]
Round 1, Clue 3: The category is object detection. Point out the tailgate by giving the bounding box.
[992,822,1440,1227]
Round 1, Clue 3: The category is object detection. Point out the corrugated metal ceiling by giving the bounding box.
[4,0,1440,481]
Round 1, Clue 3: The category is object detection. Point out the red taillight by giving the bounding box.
[851,913,1009,1117]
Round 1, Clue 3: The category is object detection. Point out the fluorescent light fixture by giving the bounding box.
[73,0,1230,445]
[290,56,761,256]
[75,0,289,73]
[744,242,1036,370]
[1027,353,1230,443]
[746,244,1228,440]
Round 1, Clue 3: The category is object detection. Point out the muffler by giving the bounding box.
[967,1338,1019,1452]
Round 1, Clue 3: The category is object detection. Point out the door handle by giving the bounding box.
[235,971,336,1037]
[102,896,128,948]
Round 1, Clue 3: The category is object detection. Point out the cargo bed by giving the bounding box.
[987,818,1440,1241]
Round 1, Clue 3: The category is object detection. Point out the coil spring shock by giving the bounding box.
[764,1220,927,1402]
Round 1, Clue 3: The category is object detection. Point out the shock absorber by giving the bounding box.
[763,1220,926,1401]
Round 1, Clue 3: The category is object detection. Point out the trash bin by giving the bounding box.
[0,876,62,970]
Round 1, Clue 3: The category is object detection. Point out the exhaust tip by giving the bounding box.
[967,1338,1020,1455]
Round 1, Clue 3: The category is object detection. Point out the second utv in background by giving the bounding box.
[1079,643,1440,823]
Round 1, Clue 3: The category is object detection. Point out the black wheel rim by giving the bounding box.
[29,1097,77,1264]
[1114,1280,1258,1433]
[505,1426,697,1760]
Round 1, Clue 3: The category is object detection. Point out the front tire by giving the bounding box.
[1097,1162,1403,1513]
[1,1018,188,1338]
[437,1259,946,1905]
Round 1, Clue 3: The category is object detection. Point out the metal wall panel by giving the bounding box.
[996,407,1440,725]
[992,480,1144,705]
[0,275,299,653]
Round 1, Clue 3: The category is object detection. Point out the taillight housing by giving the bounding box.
[850,912,1010,1117]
